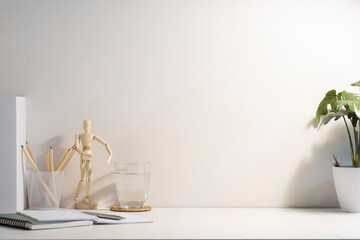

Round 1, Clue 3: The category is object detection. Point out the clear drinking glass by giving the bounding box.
[114,162,151,209]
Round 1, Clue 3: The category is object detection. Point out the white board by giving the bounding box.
[0,96,26,213]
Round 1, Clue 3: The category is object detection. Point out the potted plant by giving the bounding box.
[316,81,360,212]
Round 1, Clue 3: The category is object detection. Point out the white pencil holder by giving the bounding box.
[25,170,64,209]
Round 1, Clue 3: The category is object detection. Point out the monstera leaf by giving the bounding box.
[318,109,349,130]
[351,81,360,88]
[348,112,360,128]
[335,91,360,118]
[316,90,338,125]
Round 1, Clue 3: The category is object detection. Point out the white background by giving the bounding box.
[1,0,360,208]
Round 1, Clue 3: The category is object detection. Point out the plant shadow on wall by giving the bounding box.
[283,119,348,208]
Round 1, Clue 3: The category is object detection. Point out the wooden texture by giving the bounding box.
[46,148,50,171]
[110,206,152,212]
[55,149,70,171]
[59,147,76,171]
[75,200,98,210]
[26,142,35,164]
[49,147,54,171]
[73,120,113,206]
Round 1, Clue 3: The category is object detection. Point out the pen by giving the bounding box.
[81,211,124,220]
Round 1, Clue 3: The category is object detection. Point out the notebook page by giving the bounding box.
[18,210,97,222]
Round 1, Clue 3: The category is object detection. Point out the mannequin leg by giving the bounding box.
[73,159,86,202]
[85,159,93,202]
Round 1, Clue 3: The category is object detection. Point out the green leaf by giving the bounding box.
[348,112,359,128]
[318,109,349,130]
[336,90,360,118]
[351,81,360,87]
[316,90,338,125]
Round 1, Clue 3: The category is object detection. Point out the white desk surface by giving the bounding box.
[0,208,359,239]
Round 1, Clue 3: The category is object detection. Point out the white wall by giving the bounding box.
[1,0,360,208]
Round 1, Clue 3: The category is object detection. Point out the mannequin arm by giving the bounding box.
[74,135,80,148]
[74,135,83,154]
[94,135,113,164]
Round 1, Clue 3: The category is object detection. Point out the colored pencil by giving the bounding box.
[59,146,77,171]
[55,148,71,171]
[49,146,54,171]
[21,145,38,172]
[22,146,57,205]
[26,141,35,163]
[46,148,50,171]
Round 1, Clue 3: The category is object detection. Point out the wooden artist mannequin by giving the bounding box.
[73,120,113,209]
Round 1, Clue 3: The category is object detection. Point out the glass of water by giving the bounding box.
[114,162,151,209]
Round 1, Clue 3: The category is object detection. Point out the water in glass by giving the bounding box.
[115,172,150,209]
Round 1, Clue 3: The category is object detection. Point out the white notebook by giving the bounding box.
[18,209,153,224]
[18,210,97,222]
[0,213,93,230]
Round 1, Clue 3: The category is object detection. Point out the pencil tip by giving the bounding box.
[50,146,52,149]
[21,145,23,148]
[26,141,28,144]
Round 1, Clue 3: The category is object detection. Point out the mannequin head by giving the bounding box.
[83,120,91,133]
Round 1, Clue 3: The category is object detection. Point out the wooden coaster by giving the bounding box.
[110,205,152,212]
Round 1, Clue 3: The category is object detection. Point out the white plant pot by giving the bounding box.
[333,166,360,212]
